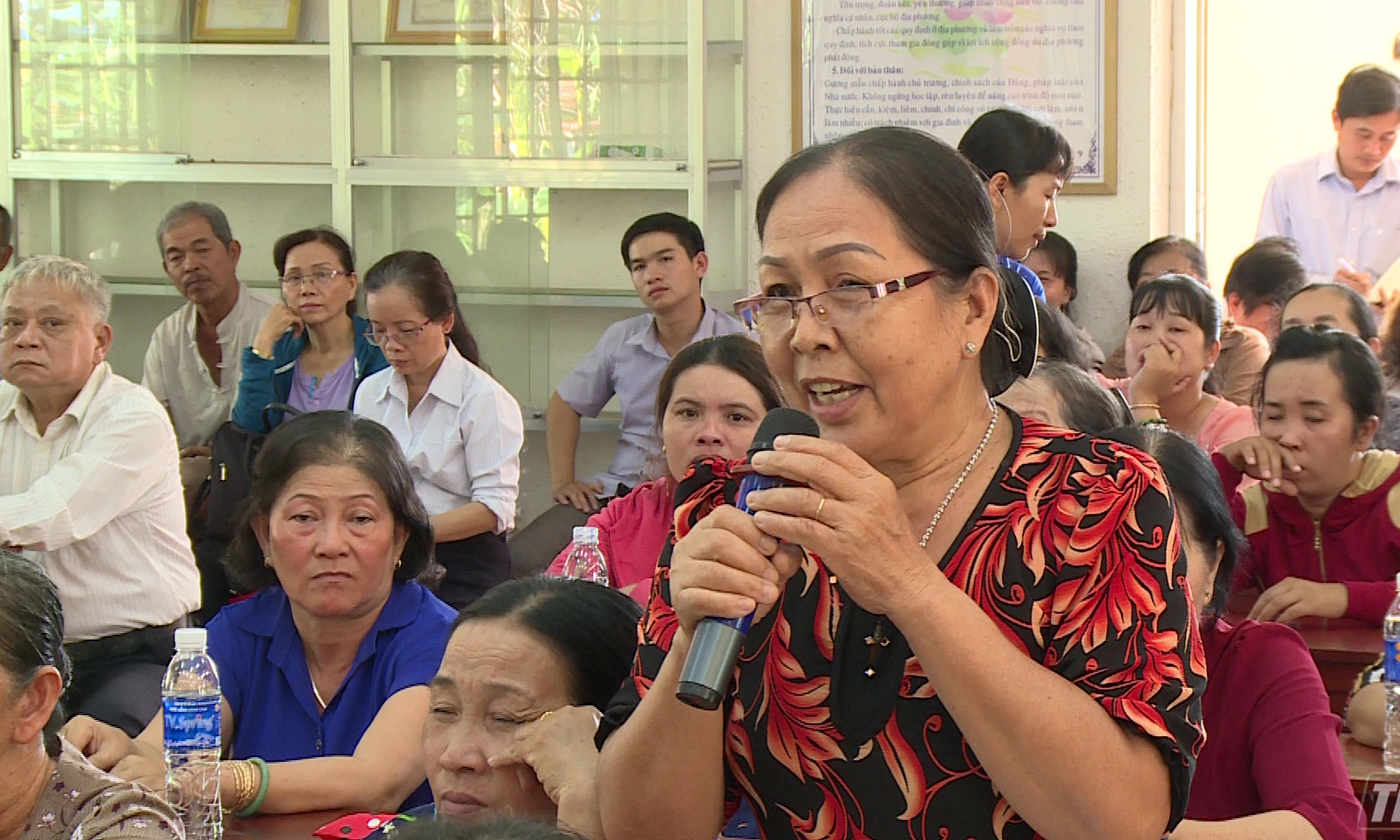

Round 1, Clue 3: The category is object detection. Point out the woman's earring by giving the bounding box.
[964,342,977,356]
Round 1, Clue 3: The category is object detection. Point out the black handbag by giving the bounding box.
[203,403,299,542]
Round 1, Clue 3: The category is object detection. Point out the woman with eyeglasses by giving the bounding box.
[232,227,387,433]
[596,127,1204,840]
[354,250,523,609]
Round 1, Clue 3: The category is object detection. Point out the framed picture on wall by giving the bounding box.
[193,0,302,43]
[386,0,499,45]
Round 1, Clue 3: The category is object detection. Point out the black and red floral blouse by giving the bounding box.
[605,416,1207,840]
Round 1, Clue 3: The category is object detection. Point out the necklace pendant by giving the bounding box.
[863,624,890,648]
[863,666,876,678]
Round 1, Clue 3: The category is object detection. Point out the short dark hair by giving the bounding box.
[364,250,485,369]
[1035,300,1096,371]
[1336,65,1400,122]
[0,552,69,757]
[157,201,234,252]
[1127,236,1207,291]
[1100,427,1244,617]
[756,125,1036,397]
[1026,361,1132,433]
[654,335,783,433]
[452,577,642,710]
[1285,282,1378,341]
[394,817,582,840]
[273,227,357,316]
[1130,274,1221,345]
[0,203,13,247]
[1261,326,1386,436]
[225,412,435,591]
[957,108,1075,188]
[1032,231,1078,303]
[1222,237,1307,315]
[620,213,705,266]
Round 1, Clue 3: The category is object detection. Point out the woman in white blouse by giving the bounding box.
[354,250,524,608]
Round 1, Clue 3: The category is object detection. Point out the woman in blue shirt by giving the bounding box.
[231,227,386,432]
[65,412,455,814]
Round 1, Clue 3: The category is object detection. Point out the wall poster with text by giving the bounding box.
[796,0,1118,193]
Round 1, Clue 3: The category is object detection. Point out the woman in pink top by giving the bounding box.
[550,335,783,603]
[1104,274,1257,452]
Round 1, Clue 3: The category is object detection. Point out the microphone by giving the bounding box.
[676,407,820,710]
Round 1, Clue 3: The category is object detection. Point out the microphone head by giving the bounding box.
[747,407,820,458]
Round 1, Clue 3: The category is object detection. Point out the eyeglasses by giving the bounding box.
[364,321,432,347]
[280,269,350,289]
[733,269,947,335]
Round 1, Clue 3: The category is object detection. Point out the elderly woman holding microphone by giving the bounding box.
[596,127,1206,840]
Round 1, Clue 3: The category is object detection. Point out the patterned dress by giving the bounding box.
[22,738,182,840]
[605,417,1207,840]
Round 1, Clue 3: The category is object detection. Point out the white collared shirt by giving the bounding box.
[354,344,524,532]
[0,363,201,641]
[142,285,275,447]
[1257,148,1400,281]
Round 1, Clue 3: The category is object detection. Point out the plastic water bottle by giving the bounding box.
[562,526,609,586]
[1385,573,1400,773]
[164,627,222,840]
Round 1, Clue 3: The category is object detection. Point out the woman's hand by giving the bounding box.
[489,706,608,840]
[1218,436,1302,494]
[252,304,303,358]
[742,435,935,617]
[1249,577,1348,624]
[667,506,800,639]
[61,715,136,771]
[1127,342,1188,406]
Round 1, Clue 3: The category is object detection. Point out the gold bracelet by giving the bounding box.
[1129,402,1162,413]
[223,761,256,815]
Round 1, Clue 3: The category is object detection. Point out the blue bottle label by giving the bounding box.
[1387,639,1400,683]
[164,696,221,751]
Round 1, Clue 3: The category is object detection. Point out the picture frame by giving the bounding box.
[193,0,302,43]
[386,0,499,45]
[792,0,1119,195]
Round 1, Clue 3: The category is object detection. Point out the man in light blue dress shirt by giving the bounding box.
[1257,65,1400,291]
[510,213,746,570]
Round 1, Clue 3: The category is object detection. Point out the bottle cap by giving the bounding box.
[572,526,599,545]
[174,627,207,651]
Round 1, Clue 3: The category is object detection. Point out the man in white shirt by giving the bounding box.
[0,256,200,736]
[1257,65,1400,291]
[143,202,273,458]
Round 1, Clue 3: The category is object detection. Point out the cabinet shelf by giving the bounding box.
[350,39,741,59]
[15,40,331,57]
[107,281,647,310]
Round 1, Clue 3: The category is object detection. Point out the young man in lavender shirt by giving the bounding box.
[509,213,747,571]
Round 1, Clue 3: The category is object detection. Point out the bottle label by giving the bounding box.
[1387,639,1400,683]
[164,696,221,751]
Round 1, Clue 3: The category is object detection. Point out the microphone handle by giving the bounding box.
[676,471,789,711]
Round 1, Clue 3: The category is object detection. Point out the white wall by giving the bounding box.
[743,1,1177,352]
[1202,1,1400,286]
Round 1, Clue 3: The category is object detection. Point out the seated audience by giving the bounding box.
[1216,326,1399,625]
[355,251,523,609]
[547,335,783,602]
[425,577,641,840]
[957,107,1074,300]
[1104,274,1257,452]
[510,213,746,571]
[1102,429,1364,840]
[232,227,386,433]
[0,552,182,840]
[1257,65,1400,289]
[0,256,199,736]
[64,411,456,813]
[1024,231,1104,368]
[999,360,1131,433]
[1281,281,1400,448]
[144,202,275,462]
[1222,236,1309,340]
[1103,236,1271,405]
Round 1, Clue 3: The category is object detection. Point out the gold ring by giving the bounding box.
[815,497,827,520]
[538,710,555,723]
